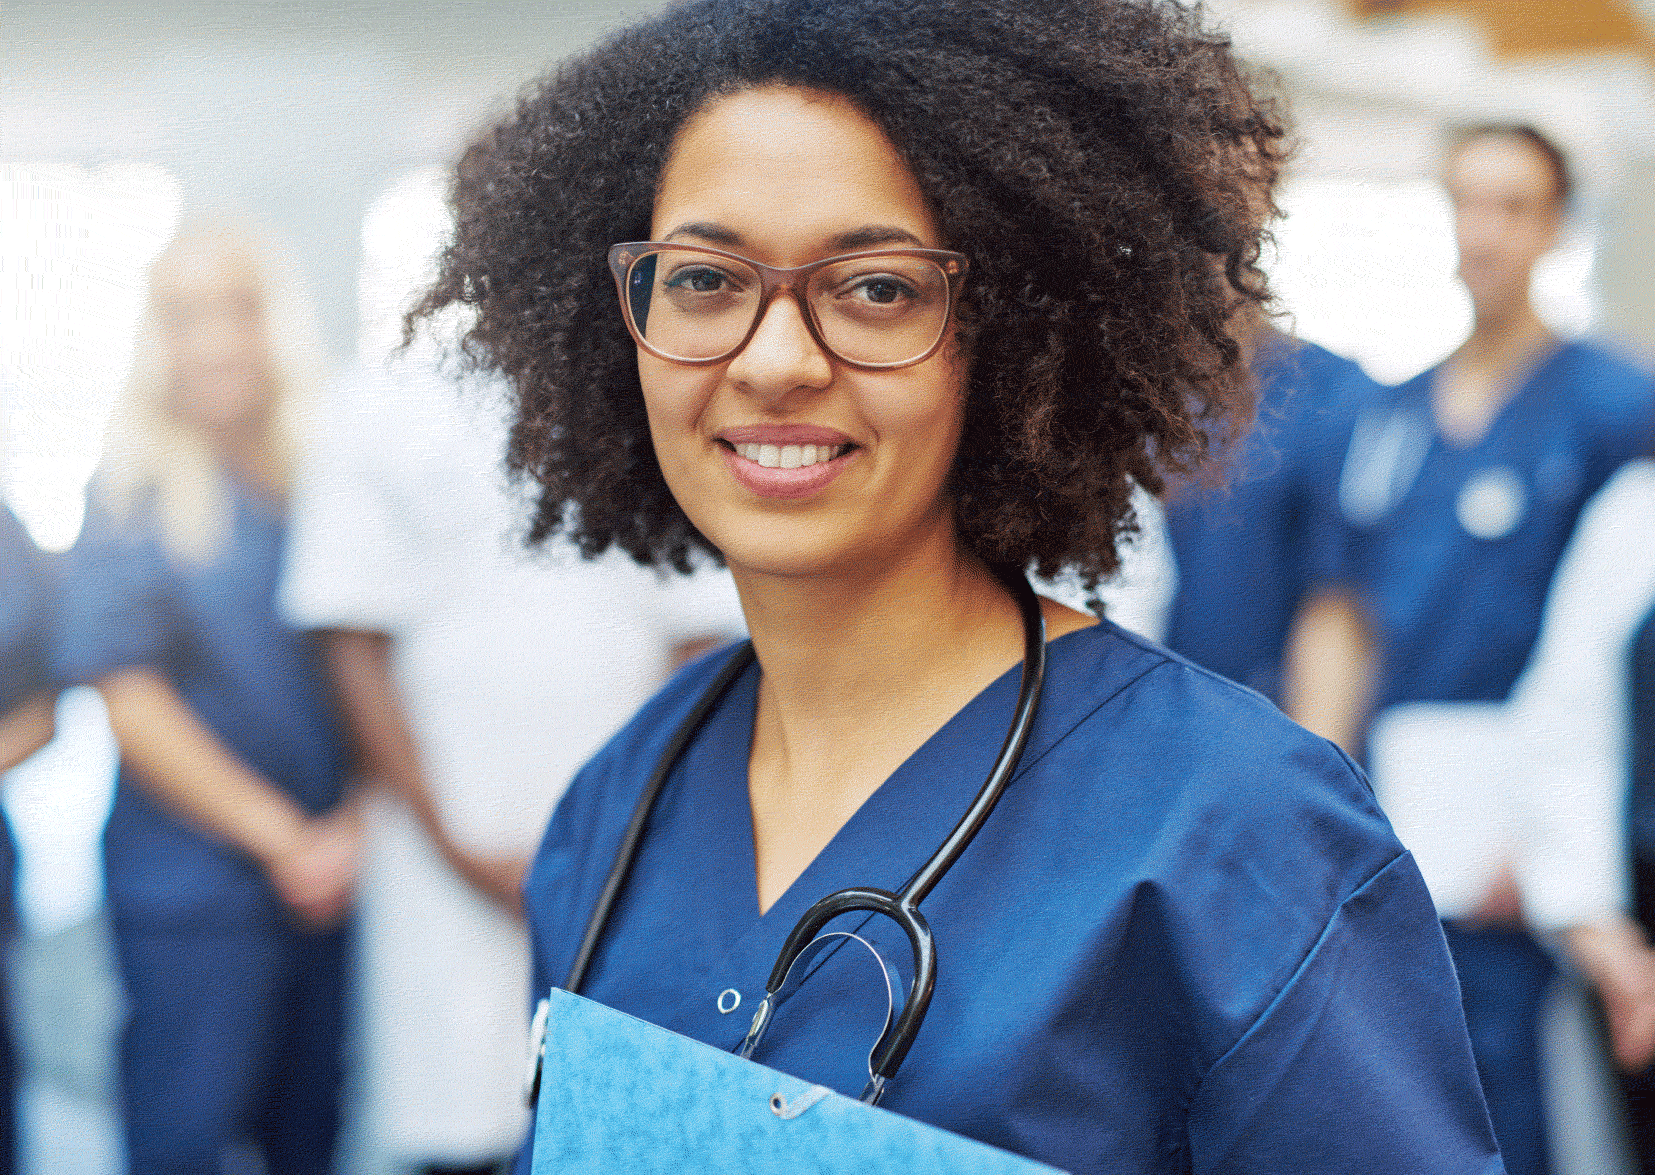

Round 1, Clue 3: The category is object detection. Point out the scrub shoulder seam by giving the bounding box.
[1191,848,1412,1083]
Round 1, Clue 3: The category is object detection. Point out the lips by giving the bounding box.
[714,424,859,500]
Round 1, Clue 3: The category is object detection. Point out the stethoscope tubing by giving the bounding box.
[562,565,1048,1103]
[562,640,757,995]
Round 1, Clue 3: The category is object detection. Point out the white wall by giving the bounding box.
[2,0,667,359]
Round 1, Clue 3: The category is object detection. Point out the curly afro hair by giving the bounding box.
[411,0,1288,583]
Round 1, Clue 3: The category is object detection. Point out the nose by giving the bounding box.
[725,288,833,403]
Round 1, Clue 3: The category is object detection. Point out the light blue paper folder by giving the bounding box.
[529,987,1068,1174]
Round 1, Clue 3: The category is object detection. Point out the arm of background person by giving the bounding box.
[96,665,357,929]
[0,692,55,775]
[322,627,526,915]
[1281,586,1375,754]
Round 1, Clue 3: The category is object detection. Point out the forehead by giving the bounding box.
[651,85,941,258]
[1445,135,1557,202]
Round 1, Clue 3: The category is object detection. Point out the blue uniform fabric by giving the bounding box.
[1316,340,1652,713]
[1440,925,1557,1175]
[1164,338,1375,702]
[1312,340,1652,1175]
[115,924,349,1175]
[55,490,348,928]
[0,502,55,1175]
[52,485,350,1175]
[521,624,1504,1175]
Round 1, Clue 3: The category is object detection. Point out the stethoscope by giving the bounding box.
[550,564,1048,1108]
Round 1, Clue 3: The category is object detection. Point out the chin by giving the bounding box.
[700,516,887,583]
[713,536,859,582]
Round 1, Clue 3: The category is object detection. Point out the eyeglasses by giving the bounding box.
[607,242,968,371]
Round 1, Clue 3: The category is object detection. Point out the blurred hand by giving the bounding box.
[262,806,362,930]
[1562,917,1655,1073]
[444,845,530,918]
[1468,863,1526,928]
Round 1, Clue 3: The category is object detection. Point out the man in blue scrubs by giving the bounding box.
[0,501,59,1175]
[1164,331,1375,703]
[1288,125,1655,1175]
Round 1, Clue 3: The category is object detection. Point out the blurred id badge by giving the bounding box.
[527,987,1069,1174]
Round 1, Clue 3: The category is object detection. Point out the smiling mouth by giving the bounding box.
[720,440,854,469]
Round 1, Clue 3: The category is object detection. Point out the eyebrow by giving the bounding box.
[662,222,926,251]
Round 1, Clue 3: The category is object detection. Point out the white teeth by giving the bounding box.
[733,441,842,468]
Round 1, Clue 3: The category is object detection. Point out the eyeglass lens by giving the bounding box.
[626,248,950,366]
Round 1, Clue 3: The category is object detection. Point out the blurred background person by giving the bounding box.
[1,428,59,1175]
[1285,123,1655,1175]
[50,223,358,1175]
[1163,323,1376,703]
[280,348,745,1175]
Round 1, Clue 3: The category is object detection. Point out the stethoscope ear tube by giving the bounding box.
[561,566,1047,1105]
[751,565,1047,1100]
[562,640,758,995]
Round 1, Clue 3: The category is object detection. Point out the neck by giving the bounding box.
[731,525,1094,915]
[1433,297,1554,447]
[1462,296,1550,372]
[735,527,1029,766]
[204,418,281,503]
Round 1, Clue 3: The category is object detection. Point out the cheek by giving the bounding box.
[872,361,969,480]
[637,354,717,466]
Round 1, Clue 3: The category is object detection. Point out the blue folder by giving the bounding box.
[529,987,1069,1174]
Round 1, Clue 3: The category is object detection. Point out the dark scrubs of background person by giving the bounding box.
[1624,604,1655,1169]
[53,225,355,1175]
[1288,125,1655,1175]
[1163,332,1376,703]
[0,501,60,1175]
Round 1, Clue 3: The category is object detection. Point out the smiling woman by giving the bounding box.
[410,2,1505,1173]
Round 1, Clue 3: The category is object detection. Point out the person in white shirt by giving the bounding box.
[1505,458,1655,1169]
[280,353,744,1175]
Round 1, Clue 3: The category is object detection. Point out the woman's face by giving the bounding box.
[1445,134,1561,318]
[153,243,272,430]
[640,85,969,582]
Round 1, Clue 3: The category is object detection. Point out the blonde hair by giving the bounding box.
[93,221,326,564]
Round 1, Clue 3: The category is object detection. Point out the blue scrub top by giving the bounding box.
[54,486,347,929]
[1317,340,1652,713]
[0,503,54,714]
[1164,338,1375,701]
[523,624,1503,1174]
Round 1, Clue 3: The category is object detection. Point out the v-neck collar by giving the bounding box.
[1425,339,1572,455]
[634,621,1143,1044]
